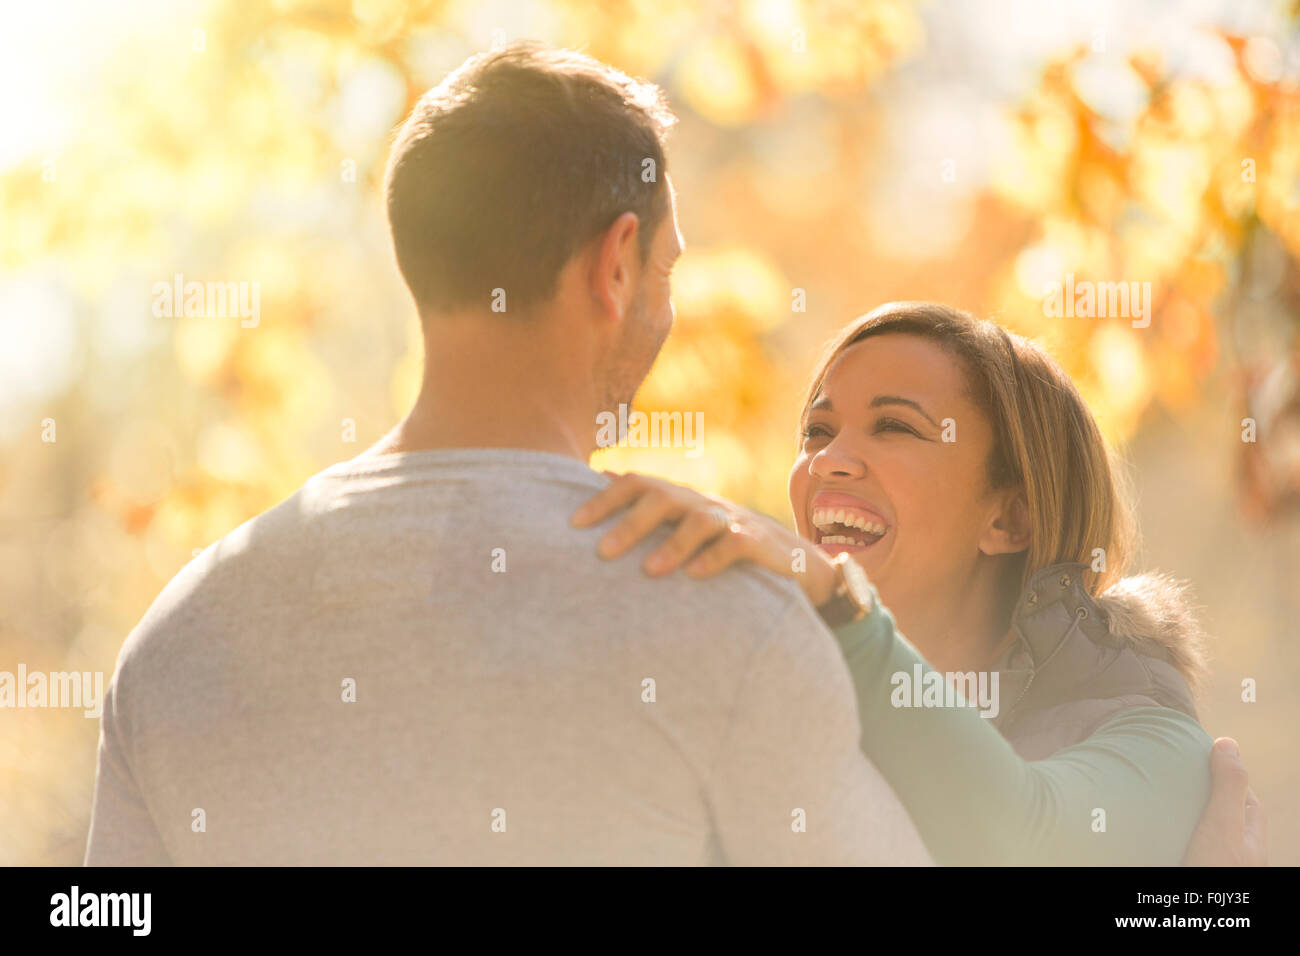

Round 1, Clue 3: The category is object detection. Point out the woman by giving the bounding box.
[573,301,1251,865]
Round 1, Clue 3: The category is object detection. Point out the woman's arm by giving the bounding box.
[573,471,1215,865]
[835,589,1213,866]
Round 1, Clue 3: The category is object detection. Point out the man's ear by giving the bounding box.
[979,487,1031,557]
[589,211,641,324]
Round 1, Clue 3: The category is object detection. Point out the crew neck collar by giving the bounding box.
[320,446,597,477]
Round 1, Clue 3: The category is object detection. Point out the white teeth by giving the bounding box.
[821,534,867,546]
[811,506,887,536]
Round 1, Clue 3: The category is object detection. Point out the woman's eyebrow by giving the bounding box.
[870,394,938,427]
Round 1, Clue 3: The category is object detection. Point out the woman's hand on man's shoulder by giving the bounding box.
[570,470,839,606]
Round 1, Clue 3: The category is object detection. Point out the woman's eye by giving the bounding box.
[801,423,832,441]
[874,417,919,436]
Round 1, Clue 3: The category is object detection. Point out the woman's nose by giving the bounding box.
[809,441,867,479]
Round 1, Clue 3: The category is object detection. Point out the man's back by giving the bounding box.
[85,448,928,865]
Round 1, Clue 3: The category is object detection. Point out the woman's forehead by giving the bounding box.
[820,334,970,403]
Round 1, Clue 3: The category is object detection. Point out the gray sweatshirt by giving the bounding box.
[84,448,929,865]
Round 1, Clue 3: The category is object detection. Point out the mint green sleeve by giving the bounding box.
[833,589,1213,866]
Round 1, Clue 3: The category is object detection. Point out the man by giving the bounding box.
[84,43,931,865]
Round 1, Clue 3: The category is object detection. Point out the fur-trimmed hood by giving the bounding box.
[991,561,1209,759]
[1093,571,1210,693]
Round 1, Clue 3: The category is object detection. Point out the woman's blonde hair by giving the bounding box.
[800,301,1137,599]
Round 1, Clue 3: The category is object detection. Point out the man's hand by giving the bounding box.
[1183,737,1267,866]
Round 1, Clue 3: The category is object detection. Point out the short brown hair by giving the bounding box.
[384,43,676,315]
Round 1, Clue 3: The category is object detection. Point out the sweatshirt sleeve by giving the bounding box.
[832,588,1213,866]
[704,592,932,866]
[84,655,174,866]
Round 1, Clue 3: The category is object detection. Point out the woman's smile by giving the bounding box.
[809,490,892,556]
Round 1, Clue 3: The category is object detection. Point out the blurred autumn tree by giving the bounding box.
[2,0,1298,864]
[974,36,1300,516]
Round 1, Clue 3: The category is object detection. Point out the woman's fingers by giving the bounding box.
[643,506,732,576]
[596,490,683,559]
[573,471,786,583]
[571,473,645,528]
[682,521,749,578]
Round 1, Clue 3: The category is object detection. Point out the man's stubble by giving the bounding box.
[598,286,670,422]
